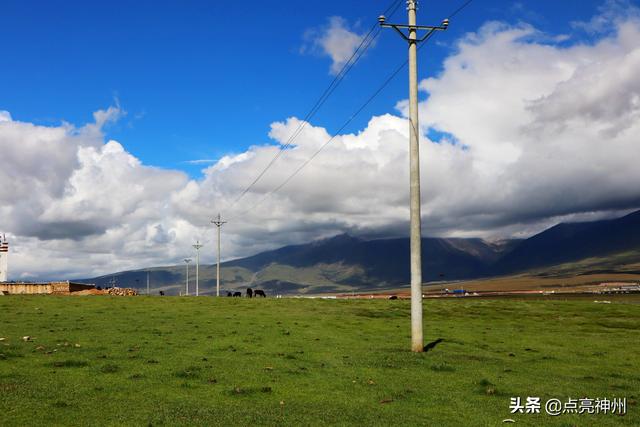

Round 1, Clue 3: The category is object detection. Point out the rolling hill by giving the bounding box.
[79,235,518,295]
[493,209,640,274]
[78,209,640,295]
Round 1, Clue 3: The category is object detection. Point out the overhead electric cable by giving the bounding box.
[222,0,404,213]
[228,46,413,220]
[448,0,474,19]
[227,0,476,221]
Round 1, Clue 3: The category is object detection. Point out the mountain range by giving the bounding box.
[79,210,640,295]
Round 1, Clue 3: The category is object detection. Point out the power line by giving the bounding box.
[225,0,402,212]
[448,0,474,19]
[275,0,404,159]
[223,0,404,214]
[227,29,378,209]
[229,45,411,220]
[227,0,475,221]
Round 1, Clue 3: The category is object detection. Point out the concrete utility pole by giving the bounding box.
[184,258,192,296]
[0,234,9,283]
[211,213,227,297]
[192,241,204,296]
[147,271,150,295]
[380,2,448,352]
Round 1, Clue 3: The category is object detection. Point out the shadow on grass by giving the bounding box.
[423,338,444,352]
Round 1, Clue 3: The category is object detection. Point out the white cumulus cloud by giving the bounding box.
[303,16,367,75]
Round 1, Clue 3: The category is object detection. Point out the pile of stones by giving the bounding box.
[107,287,138,296]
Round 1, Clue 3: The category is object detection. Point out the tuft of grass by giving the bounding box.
[51,360,89,368]
[430,363,455,372]
[478,378,493,387]
[99,364,119,373]
[174,366,201,379]
[52,401,69,408]
[228,386,271,396]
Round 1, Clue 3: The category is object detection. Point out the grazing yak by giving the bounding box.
[159,291,165,296]
[246,288,253,298]
[389,295,398,300]
[254,289,266,298]
[227,292,233,297]
[233,292,242,297]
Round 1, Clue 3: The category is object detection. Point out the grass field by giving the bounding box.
[1,295,638,426]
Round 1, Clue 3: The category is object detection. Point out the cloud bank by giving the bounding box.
[2,7,640,279]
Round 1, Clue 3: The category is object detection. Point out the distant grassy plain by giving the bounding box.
[421,272,640,294]
[1,295,638,426]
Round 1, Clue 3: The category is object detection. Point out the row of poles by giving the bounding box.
[182,213,226,297]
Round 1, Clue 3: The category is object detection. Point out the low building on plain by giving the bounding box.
[0,281,95,295]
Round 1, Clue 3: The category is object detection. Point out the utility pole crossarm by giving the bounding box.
[379,16,448,42]
[211,214,227,227]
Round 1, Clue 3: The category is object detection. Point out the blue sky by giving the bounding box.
[0,0,609,177]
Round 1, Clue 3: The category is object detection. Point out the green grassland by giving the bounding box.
[534,250,640,277]
[1,295,639,426]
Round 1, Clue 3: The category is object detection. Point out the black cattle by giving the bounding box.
[254,289,266,298]
[159,291,165,296]
[246,288,253,298]
[389,295,398,300]
[227,292,233,297]
[233,292,242,297]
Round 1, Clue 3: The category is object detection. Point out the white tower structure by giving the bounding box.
[0,234,8,282]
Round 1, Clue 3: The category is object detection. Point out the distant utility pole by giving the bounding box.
[380,1,449,353]
[146,271,150,295]
[184,258,192,296]
[211,213,227,297]
[0,234,9,283]
[192,241,204,296]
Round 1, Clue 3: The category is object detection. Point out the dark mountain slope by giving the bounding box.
[80,235,516,293]
[494,210,640,273]
[225,234,508,283]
